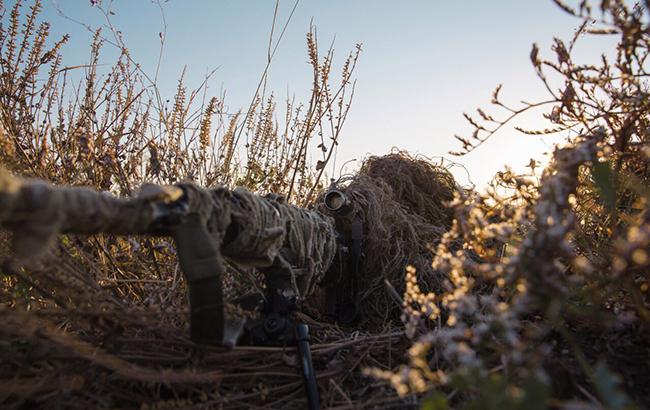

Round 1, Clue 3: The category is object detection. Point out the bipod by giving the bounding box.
[152,186,321,409]
[235,289,320,410]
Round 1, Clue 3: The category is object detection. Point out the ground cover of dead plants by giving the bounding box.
[0,1,649,409]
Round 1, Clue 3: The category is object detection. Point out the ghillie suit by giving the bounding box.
[0,151,459,336]
[0,152,460,409]
[315,152,458,328]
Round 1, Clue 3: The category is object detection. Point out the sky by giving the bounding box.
[38,0,615,189]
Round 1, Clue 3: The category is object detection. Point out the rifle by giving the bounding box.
[0,169,363,410]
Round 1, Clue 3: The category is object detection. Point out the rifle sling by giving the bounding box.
[173,213,224,345]
[325,214,362,324]
[348,216,362,321]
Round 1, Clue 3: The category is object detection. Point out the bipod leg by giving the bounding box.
[295,323,320,410]
[240,286,320,409]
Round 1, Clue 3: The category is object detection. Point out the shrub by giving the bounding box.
[369,1,649,408]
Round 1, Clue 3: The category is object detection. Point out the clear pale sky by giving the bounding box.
[41,0,612,189]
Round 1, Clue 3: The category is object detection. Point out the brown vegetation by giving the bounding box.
[0,1,649,409]
[368,1,649,408]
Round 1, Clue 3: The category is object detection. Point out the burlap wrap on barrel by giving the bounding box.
[0,169,338,299]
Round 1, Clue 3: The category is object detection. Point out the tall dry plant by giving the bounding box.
[0,1,371,408]
[0,0,361,198]
[370,1,649,408]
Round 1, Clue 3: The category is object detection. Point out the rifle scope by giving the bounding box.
[324,190,352,215]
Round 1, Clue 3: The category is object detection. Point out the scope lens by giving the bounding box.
[325,191,345,211]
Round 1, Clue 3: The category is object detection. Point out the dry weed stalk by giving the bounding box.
[0,2,379,409]
[371,1,649,408]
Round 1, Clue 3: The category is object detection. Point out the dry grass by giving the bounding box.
[0,1,399,409]
[1,1,649,409]
[369,1,649,408]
